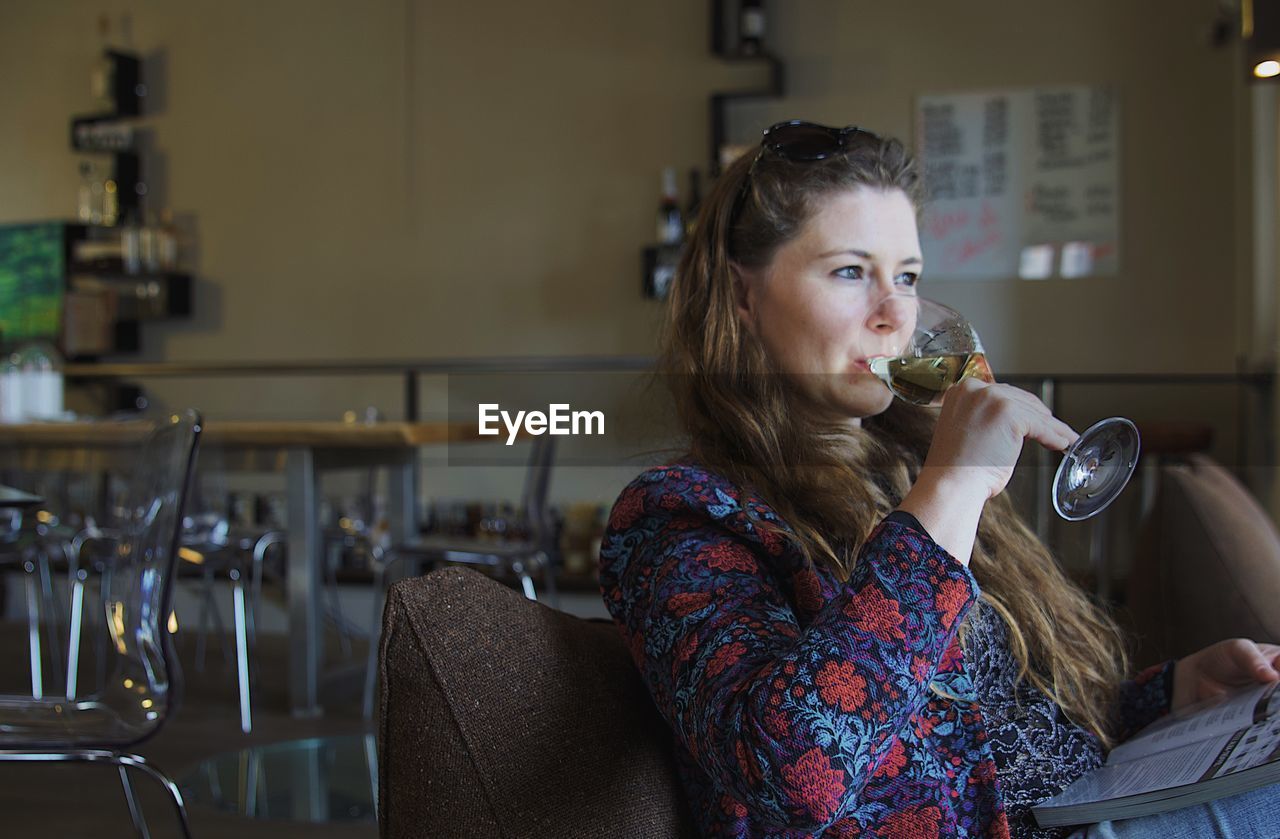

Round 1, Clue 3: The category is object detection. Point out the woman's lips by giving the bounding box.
[851,359,871,372]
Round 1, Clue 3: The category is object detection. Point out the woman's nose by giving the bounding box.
[867,292,914,334]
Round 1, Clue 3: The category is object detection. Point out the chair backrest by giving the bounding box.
[96,410,202,746]
[377,567,695,839]
[1126,453,1280,662]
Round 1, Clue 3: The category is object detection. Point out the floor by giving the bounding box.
[0,620,381,838]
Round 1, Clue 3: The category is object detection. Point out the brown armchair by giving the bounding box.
[1125,453,1280,664]
[376,566,696,838]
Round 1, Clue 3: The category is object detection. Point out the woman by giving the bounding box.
[598,121,1280,838]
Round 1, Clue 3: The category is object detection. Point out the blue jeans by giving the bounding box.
[1065,783,1280,838]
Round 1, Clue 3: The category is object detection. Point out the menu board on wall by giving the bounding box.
[914,85,1119,281]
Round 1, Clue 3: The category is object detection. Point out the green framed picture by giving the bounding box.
[0,222,66,345]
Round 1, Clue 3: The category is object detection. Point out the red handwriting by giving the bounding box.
[980,200,998,229]
[926,209,971,240]
[946,229,1002,266]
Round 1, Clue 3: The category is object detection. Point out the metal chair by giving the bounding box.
[180,516,283,735]
[0,469,96,701]
[362,435,559,717]
[0,410,202,839]
[0,508,76,700]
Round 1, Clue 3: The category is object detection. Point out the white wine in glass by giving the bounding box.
[866,296,1138,521]
[868,353,993,407]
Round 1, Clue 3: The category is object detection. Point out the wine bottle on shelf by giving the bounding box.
[684,168,702,237]
[88,163,104,225]
[138,211,158,272]
[739,0,765,56]
[121,221,141,274]
[656,166,684,245]
[157,209,178,270]
[102,178,119,226]
[77,161,96,222]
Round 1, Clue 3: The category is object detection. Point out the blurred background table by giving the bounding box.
[0,419,481,717]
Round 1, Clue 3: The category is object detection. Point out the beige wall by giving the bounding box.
[732,1,1251,376]
[0,0,1267,512]
[1,0,1255,367]
[0,0,747,364]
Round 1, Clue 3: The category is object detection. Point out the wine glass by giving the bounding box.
[865,296,1139,521]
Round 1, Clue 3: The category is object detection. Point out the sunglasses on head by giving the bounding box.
[730,120,883,228]
[756,120,880,162]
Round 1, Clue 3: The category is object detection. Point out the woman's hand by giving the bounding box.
[897,378,1076,565]
[926,377,1078,502]
[1172,638,1280,713]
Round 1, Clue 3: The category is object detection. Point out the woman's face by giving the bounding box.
[736,185,922,425]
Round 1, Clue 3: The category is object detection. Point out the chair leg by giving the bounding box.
[246,570,261,690]
[23,558,44,699]
[326,540,353,658]
[66,569,86,700]
[231,568,252,733]
[96,564,113,694]
[247,533,281,692]
[364,549,413,720]
[194,566,214,672]
[538,550,559,608]
[64,541,84,699]
[0,750,191,838]
[511,558,538,601]
[244,748,261,817]
[116,753,193,839]
[362,558,387,720]
[118,761,151,839]
[518,571,537,601]
[364,731,379,820]
[35,548,65,688]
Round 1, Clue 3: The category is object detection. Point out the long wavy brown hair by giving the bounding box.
[658,130,1129,748]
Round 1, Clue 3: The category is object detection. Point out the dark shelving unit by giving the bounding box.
[642,2,787,298]
[708,0,785,176]
[59,44,192,358]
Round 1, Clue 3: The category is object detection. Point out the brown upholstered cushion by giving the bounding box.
[377,567,694,839]
[1127,454,1280,663]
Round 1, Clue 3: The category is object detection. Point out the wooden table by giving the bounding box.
[0,419,479,717]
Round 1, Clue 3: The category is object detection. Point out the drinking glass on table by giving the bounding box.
[865,297,1139,521]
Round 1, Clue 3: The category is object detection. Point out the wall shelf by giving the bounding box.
[708,0,785,175]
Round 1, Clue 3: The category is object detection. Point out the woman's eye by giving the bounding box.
[896,272,920,287]
[835,265,865,280]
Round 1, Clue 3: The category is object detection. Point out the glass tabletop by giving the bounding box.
[179,734,377,823]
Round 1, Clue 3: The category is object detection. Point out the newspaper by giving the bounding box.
[1032,681,1280,827]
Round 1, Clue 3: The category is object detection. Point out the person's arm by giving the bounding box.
[599,467,979,831]
[895,467,987,566]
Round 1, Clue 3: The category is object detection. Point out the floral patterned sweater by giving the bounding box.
[598,462,1174,838]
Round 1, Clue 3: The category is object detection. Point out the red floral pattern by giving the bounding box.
[780,747,846,825]
[845,583,906,641]
[882,804,942,837]
[598,462,1173,837]
[702,542,758,574]
[814,661,868,713]
[935,576,972,627]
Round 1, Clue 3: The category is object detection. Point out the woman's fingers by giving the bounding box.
[1022,408,1078,452]
[1237,640,1280,679]
[948,379,1077,453]
[988,382,1080,447]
